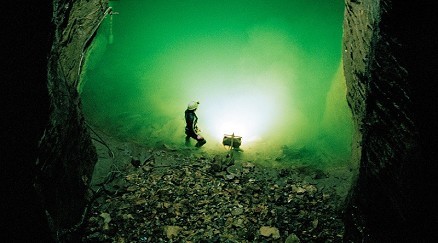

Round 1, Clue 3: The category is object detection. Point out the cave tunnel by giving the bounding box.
[4,0,437,242]
[80,0,353,169]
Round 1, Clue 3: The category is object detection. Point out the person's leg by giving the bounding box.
[185,128,193,146]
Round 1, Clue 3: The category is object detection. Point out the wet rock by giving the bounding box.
[225,174,235,180]
[163,144,178,151]
[231,207,244,216]
[210,156,224,172]
[259,226,280,239]
[312,219,319,229]
[241,161,255,169]
[285,233,301,243]
[292,185,306,194]
[130,157,141,167]
[142,153,153,165]
[82,144,347,242]
[164,225,182,239]
[99,212,111,230]
[226,164,242,178]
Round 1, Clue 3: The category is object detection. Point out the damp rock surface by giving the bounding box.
[82,129,350,242]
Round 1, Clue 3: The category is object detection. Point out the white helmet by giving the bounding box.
[187,101,199,110]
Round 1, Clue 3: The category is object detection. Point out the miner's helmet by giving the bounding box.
[187,101,200,110]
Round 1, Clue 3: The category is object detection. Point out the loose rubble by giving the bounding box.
[81,142,349,242]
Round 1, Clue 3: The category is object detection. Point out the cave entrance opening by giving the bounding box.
[79,0,352,171]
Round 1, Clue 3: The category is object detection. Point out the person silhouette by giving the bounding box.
[184,101,206,147]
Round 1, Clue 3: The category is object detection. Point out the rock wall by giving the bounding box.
[35,0,108,240]
[343,0,437,241]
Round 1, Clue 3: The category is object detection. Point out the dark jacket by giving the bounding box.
[185,109,198,137]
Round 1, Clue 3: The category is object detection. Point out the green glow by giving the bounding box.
[80,0,351,167]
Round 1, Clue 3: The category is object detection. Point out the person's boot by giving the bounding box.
[195,139,206,148]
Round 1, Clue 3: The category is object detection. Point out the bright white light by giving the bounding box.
[194,76,291,147]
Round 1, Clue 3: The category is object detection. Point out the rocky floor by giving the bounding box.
[81,128,353,242]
